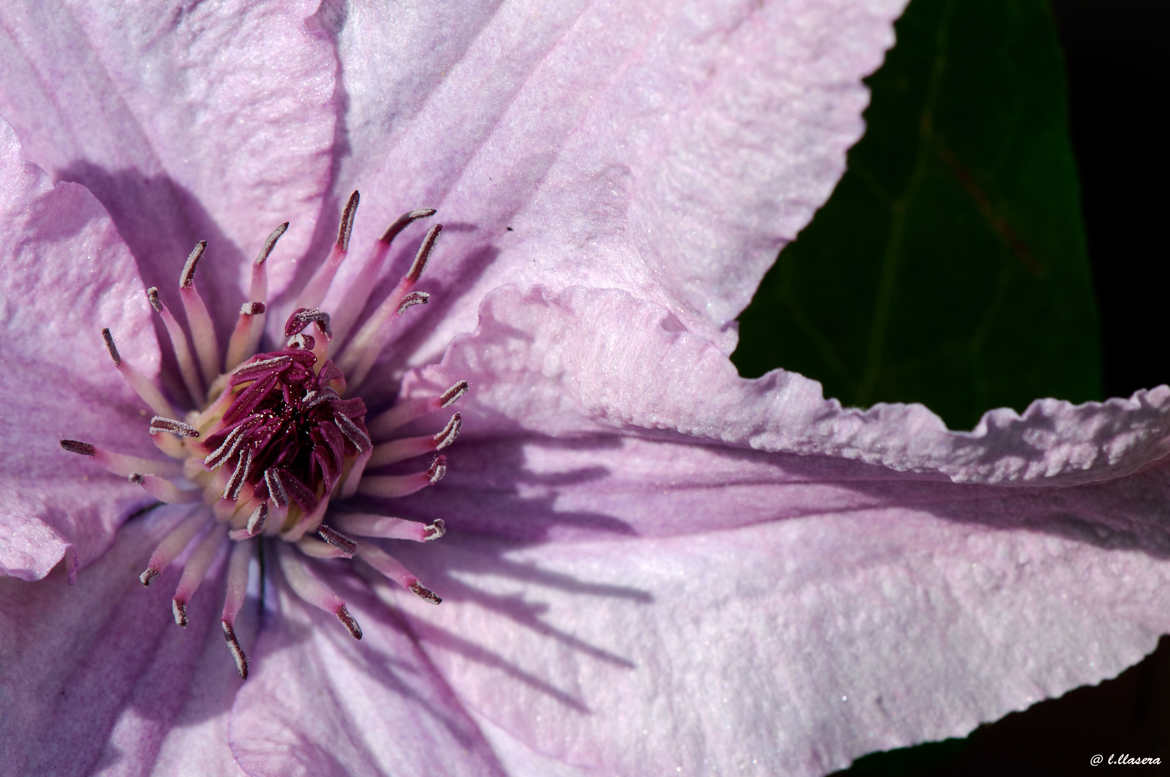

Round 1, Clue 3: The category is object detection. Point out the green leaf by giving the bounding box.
[732,0,1100,431]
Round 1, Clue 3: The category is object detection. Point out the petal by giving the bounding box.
[413,285,1170,486]
[0,1,338,319]
[326,0,905,365]
[0,121,159,579]
[0,506,245,777]
[391,515,1170,776]
[229,556,507,777]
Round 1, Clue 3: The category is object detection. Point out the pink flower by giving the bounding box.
[1,3,1166,777]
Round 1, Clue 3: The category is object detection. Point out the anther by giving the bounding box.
[60,439,96,457]
[434,413,461,450]
[380,208,436,244]
[440,380,469,408]
[255,223,288,267]
[180,242,207,288]
[337,191,359,253]
[149,416,200,438]
[285,308,332,338]
[172,599,188,627]
[397,290,430,315]
[223,448,253,500]
[336,605,363,640]
[424,519,446,541]
[409,581,442,605]
[101,328,121,364]
[222,621,248,679]
[245,503,267,535]
[404,224,442,284]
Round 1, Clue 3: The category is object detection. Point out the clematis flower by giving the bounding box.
[1,3,1167,777]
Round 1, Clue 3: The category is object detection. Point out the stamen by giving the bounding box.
[337,224,443,386]
[356,543,441,603]
[297,191,359,308]
[357,455,447,499]
[178,241,222,385]
[368,413,460,468]
[332,513,446,542]
[278,549,363,639]
[220,540,252,675]
[147,287,204,404]
[330,207,436,344]
[171,525,225,626]
[102,328,178,418]
[250,222,288,303]
[225,301,267,371]
[60,439,179,478]
[368,380,468,439]
[129,472,201,503]
[139,508,206,585]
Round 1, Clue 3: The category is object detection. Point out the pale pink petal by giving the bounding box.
[381,285,1170,774]
[325,0,906,366]
[0,1,338,321]
[0,506,246,777]
[392,514,1170,776]
[0,121,159,580]
[228,558,507,777]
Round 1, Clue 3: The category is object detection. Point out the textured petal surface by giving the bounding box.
[0,1,338,322]
[382,285,1170,774]
[0,506,246,777]
[228,556,506,777]
[412,285,1170,485]
[326,0,905,366]
[393,514,1170,776]
[0,121,158,580]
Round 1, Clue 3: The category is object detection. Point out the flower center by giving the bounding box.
[60,193,464,679]
[191,309,372,541]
